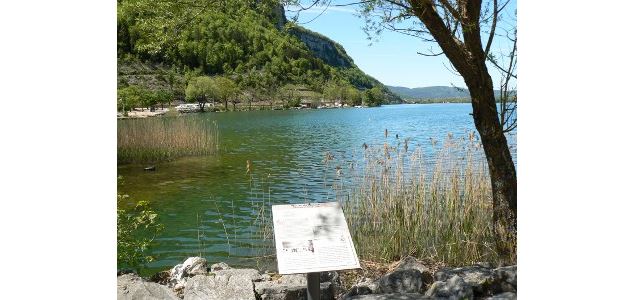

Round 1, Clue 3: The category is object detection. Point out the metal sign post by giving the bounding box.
[306,272,320,300]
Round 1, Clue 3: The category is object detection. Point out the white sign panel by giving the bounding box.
[272,202,361,274]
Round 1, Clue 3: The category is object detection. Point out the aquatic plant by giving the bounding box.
[117,116,220,163]
[337,134,516,266]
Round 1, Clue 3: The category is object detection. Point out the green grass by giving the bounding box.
[117,116,220,163]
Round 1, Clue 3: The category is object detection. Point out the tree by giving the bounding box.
[117,85,142,114]
[239,72,261,110]
[185,76,217,112]
[364,86,384,107]
[290,0,518,257]
[344,86,363,106]
[213,76,239,111]
[140,89,157,111]
[322,81,342,102]
[362,0,517,256]
[155,90,173,110]
[279,84,301,108]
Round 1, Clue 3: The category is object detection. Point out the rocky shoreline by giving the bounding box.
[117,257,516,300]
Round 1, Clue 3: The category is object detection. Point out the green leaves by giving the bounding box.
[117,194,163,272]
[118,0,394,105]
[117,85,172,112]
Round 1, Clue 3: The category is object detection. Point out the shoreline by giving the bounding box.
[116,102,473,119]
[118,256,517,300]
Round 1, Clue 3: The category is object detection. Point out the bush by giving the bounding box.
[117,194,163,272]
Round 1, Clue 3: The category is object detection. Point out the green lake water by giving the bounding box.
[117,104,517,275]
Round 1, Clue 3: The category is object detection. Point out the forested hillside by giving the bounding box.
[117,0,401,110]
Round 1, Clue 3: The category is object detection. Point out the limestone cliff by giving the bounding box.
[274,6,354,68]
[288,26,354,68]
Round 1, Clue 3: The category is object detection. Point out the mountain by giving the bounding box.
[117,0,401,105]
[386,85,470,100]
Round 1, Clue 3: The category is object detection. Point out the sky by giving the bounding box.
[285,1,517,89]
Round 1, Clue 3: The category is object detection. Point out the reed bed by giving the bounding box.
[336,134,514,266]
[117,116,220,163]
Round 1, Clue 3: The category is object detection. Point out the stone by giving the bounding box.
[210,262,231,271]
[378,269,424,294]
[321,271,340,283]
[183,268,261,300]
[493,266,517,293]
[394,257,434,285]
[395,257,427,274]
[343,277,380,298]
[254,273,334,300]
[434,265,495,296]
[424,275,473,300]
[169,257,208,288]
[345,293,432,300]
[485,292,517,300]
[321,271,342,295]
[344,278,380,298]
[117,273,179,300]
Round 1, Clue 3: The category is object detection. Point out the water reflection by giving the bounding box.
[117,104,517,275]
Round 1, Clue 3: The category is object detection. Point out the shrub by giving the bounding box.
[117,194,163,272]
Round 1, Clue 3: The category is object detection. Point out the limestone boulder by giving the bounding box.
[117,273,179,300]
[254,273,334,300]
[424,275,474,299]
[377,269,424,294]
[168,257,208,288]
[485,292,517,300]
[183,268,261,300]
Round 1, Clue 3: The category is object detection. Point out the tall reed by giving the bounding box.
[117,116,220,163]
[336,135,514,266]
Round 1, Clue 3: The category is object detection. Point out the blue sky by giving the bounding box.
[285,1,517,89]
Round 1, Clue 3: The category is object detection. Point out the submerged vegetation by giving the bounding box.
[117,116,219,163]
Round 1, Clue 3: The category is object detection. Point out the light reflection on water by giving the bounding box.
[117,104,517,275]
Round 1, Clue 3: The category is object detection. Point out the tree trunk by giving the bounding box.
[407,0,517,259]
[465,71,517,259]
[199,96,205,112]
[224,99,228,111]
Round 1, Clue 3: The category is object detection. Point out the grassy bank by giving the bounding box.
[337,135,515,266]
[117,116,220,164]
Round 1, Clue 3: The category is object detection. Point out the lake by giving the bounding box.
[117,103,517,275]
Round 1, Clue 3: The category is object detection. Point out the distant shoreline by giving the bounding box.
[116,102,478,119]
[402,98,471,104]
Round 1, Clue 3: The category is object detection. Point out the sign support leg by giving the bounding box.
[306,272,320,300]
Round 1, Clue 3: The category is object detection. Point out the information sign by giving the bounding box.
[272,202,361,274]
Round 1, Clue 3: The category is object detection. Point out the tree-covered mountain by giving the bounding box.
[386,85,471,100]
[117,0,401,108]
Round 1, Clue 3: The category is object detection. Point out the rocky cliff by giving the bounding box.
[288,26,355,68]
[274,5,354,68]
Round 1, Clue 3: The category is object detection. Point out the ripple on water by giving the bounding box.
[118,104,517,275]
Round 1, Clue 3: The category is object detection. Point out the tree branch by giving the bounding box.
[484,0,497,56]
